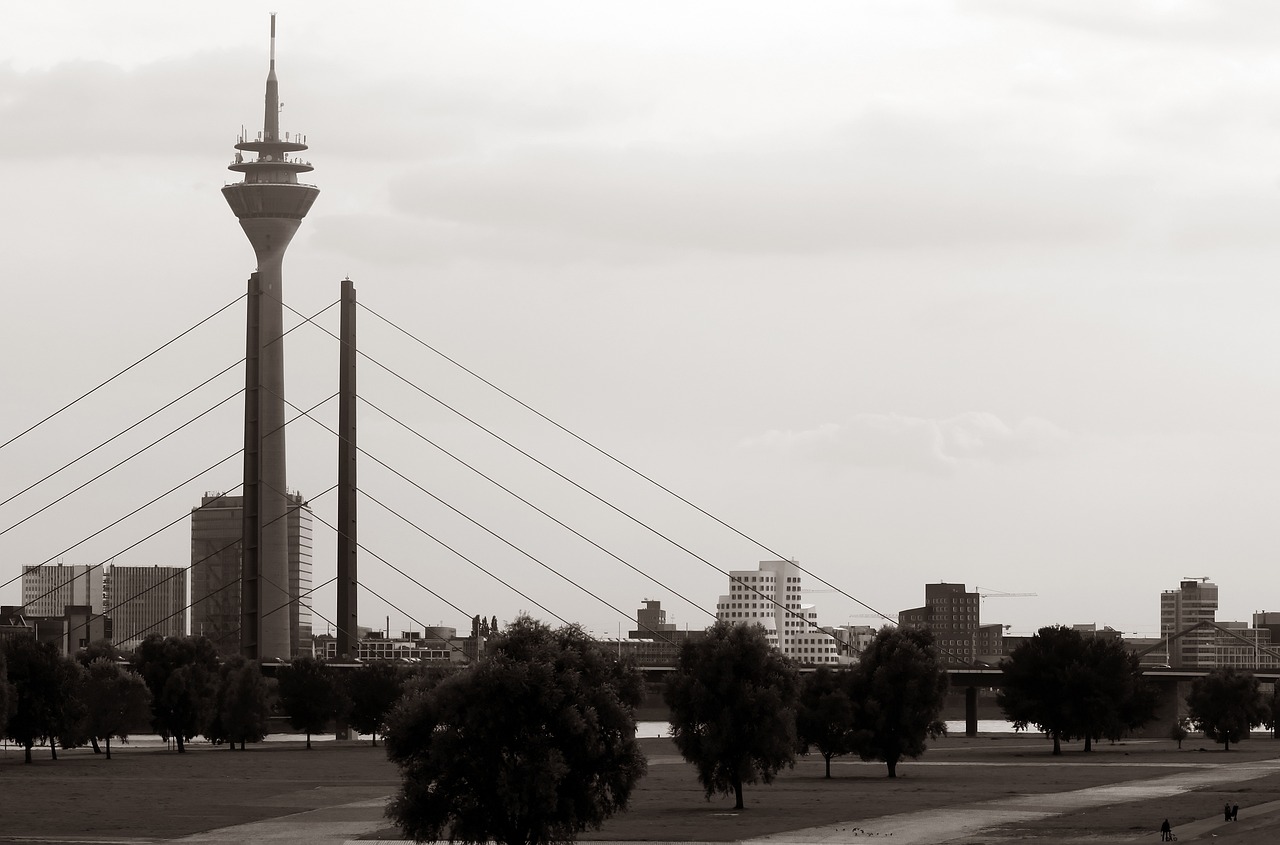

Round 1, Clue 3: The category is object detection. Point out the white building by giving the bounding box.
[1160,578,1217,669]
[105,565,188,650]
[21,564,103,617]
[715,559,841,664]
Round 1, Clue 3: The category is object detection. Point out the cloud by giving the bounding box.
[387,104,1149,256]
[739,412,1071,473]
[959,0,1280,45]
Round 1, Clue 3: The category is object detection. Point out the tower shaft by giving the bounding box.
[224,14,317,662]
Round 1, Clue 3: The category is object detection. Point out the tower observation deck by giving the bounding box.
[223,14,318,661]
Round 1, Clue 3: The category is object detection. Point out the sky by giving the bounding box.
[2,1,1279,643]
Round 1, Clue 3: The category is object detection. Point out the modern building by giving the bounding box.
[715,560,840,664]
[830,624,878,657]
[315,626,470,664]
[222,14,319,661]
[190,492,313,658]
[0,604,106,656]
[103,565,188,651]
[21,564,103,617]
[898,582,1006,665]
[1160,579,1218,669]
[1213,621,1280,670]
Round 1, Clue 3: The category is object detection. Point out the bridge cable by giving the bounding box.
[275,298,852,640]
[360,301,895,625]
[0,293,245,453]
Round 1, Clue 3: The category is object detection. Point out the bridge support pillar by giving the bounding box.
[965,686,978,737]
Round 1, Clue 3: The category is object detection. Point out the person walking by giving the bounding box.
[1224,802,1232,822]
[1160,818,1172,841]
[1231,803,1239,821]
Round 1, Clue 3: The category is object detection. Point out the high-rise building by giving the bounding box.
[103,565,188,651]
[898,582,1006,665]
[21,564,103,617]
[190,492,313,658]
[715,560,840,664]
[222,14,319,661]
[1160,578,1218,669]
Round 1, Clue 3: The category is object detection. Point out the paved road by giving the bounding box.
[162,757,1280,844]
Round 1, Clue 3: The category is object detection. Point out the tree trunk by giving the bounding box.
[733,778,744,810]
[1084,735,1092,752]
[106,736,112,760]
[24,742,32,764]
[1225,737,1231,751]
[824,753,831,779]
[50,738,57,760]
[886,758,897,778]
[306,731,312,750]
[1052,732,1062,755]
[240,740,246,750]
[176,734,185,753]
[90,737,102,754]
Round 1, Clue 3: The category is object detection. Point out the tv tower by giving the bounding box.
[223,14,318,661]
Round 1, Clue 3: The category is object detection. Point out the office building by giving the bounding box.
[898,582,1007,665]
[1160,579,1217,669]
[715,560,840,664]
[21,564,103,617]
[104,565,188,651]
[190,492,313,658]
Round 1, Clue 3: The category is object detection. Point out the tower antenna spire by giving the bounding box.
[264,13,279,141]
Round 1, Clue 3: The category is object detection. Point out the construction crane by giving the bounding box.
[975,587,1037,600]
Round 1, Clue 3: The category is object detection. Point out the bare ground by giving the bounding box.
[2,733,1278,842]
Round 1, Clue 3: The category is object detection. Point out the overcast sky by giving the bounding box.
[3,1,1278,642]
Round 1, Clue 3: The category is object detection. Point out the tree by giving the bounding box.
[277,656,341,749]
[71,641,121,753]
[208,656,271,749]
[1186,667,1267,751]
[80,658,152,759]
[848,627,948,778]
[1169,719,1189,749]
[1066,636,1158,750]
[796,666,855,778]
[385,617,646,845]
[344,661,406,745]
[998,626,1154,755]
[131,634,219,752]
[3,638,73,763]
[664,621,800,809]
[0,649,10,733]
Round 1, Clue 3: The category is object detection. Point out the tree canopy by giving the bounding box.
[131,634,220,752]
[3,637,75,763]
[385,617,646,845]
[664,621,800,809]
[1186,667,1268,751]
[0,649,10,732]
[796,666,855,778]
[208,656,271,749]
[277,656,342,749]
[849,627,948,777]
[343,661,406,745]
[998,626,1155,754]
[80,658,152,759]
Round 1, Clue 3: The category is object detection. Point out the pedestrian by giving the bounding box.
[1225,802,1232,821]
[1232,803,1239,821]
[1160,818,1172,841]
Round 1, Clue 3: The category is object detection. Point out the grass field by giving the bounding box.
[2,733,1278,842]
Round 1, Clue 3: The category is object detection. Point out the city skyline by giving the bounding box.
[2,3,1279,641]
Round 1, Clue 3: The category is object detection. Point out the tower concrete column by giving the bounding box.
[223,14,319,661]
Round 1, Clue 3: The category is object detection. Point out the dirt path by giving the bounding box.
[746,757,1280,844]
